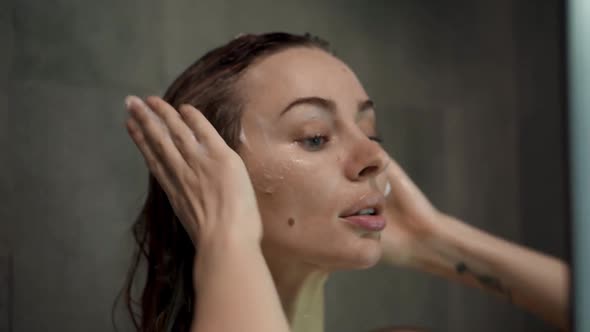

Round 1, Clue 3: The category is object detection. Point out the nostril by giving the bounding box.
[358,165,379,178]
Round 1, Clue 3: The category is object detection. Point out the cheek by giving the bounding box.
[249,155,340,226]
[247,159,288,196]
[248,155,383,269]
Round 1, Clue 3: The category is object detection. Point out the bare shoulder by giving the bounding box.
[367,326,430,332]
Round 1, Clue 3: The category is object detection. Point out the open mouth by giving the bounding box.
[339,196,384,218]
[348,207,378,216]
[339,195,386,232]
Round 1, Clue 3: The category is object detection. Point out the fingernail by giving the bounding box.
[124,95,134,110]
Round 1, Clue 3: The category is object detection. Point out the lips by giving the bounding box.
[339,193,386,232]
[340,214,386,232]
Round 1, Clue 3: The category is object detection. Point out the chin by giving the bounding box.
[349,243,383,269]
[329,235,384,271]
[261,226,384,271]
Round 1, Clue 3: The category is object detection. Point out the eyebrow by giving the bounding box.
[279,96,375,118]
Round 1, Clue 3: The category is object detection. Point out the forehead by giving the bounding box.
[236,47,368,115]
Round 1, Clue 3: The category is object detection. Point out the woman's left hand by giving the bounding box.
[379,156,443,266]
[378,156,570,330]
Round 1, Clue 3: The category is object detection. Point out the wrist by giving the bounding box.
[403,212,466,272]
[194,230,262,279]
[198,224,260,250]
[421,213,503,277]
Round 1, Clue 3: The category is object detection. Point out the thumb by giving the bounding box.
[384,157,437,219]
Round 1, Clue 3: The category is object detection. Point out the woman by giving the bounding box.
[121,32,569,332]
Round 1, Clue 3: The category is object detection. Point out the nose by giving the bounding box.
[345,135,388,182]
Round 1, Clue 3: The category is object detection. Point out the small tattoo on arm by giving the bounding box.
[455,262,512,302]
[455,262,468,274]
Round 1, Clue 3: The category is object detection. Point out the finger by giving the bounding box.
[384,157,433,212]
[125,95,188,178]
[126,95,166,132]
[178,104,229,153]
[144,96,206,165]
[125,116,176,195]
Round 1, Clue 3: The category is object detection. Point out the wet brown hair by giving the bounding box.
[115,32,331,332]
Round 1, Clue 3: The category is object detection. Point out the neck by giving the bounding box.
[262,245,330,332]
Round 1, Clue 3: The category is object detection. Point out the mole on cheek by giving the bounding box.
[287,218,295,227]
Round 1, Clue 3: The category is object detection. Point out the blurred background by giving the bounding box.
[0,0,569,331]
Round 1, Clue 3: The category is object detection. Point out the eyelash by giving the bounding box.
[299,134,329,151]
[298,134,384,151]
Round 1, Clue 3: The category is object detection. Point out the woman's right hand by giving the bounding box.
[124,95,263,248]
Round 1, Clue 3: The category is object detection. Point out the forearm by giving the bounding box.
[191,233,290,332]
[408,214,569,330]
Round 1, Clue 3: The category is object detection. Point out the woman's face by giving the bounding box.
[237,47,389,270]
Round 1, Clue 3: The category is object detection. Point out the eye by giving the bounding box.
[298,134,329,151]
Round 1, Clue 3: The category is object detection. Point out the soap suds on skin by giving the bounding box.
[384,181,391,197]
[239,127,248,146]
